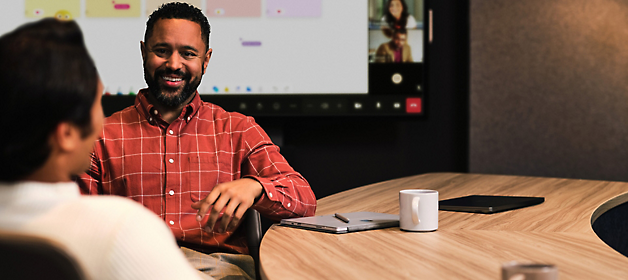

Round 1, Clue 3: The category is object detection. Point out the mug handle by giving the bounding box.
[412,197,420,224]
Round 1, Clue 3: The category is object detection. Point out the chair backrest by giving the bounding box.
[243,208,263,280]
[0,231,86,280]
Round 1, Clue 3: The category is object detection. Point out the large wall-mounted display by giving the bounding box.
[3,0,426,116]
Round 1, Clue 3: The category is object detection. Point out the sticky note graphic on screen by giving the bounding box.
[206,0,261,17]
[266,0,321,17]
[86,0,140,18]
[146,0,202,17]
[25,0,80,19]
[240,38,262,47]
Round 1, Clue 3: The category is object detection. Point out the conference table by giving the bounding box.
[259,173,628,279]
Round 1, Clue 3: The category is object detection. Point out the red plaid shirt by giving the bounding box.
[78,89,316,254]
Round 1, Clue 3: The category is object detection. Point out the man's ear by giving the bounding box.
[140,41,147,62]
[202,48,212,74]
[51,122,81,153]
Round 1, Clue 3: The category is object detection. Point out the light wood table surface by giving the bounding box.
[259,173,628,279]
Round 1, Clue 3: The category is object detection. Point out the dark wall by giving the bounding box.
[470,0,628,181]
[103,0,470,201]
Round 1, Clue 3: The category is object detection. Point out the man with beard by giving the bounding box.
[374,28,413,63]
[77,3,316,279]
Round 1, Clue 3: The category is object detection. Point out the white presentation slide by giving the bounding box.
[0,0,367,95]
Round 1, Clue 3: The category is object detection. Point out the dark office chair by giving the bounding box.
[0,231,86,280]
[243,208,263,280]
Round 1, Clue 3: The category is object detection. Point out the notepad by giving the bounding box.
[280,212,399,234]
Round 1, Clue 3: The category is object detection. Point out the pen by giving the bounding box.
[334,213,350,223]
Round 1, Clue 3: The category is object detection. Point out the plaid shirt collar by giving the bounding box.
[135,88,201,126]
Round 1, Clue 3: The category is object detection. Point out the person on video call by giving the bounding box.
[375,28,413,63]
[0,18,207,280]
[77,2,317,279]
[381,0,417,30]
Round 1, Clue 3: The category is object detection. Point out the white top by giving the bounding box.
[0,181,207,280]
[381,14,418,29]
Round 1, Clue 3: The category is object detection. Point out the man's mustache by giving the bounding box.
[156,69,191,79]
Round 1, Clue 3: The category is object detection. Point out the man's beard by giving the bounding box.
[144,67,201,107]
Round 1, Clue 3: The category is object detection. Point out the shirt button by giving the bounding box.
[169,130,174,135]
[149,117,153,122]
[169,220,174,225]
[269,193,273,198]
[287,203,291,207]
[153,109,158,115]
[169,158,174,164]
[187,117,191,121]
[169,190,175,196]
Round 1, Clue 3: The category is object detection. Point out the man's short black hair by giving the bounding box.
[145,2,211,52]
[0,18,99,182]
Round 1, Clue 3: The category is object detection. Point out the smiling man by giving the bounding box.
[141,16,208,121]
[78,3,316,279]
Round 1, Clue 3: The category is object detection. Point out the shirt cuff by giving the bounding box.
[243,175,278,208]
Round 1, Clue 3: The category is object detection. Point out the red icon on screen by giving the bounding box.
[112,1,130,10]
[406,98,422,114]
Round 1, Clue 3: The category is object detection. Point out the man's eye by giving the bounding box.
[182,51,196,57]
[154,49,168,55]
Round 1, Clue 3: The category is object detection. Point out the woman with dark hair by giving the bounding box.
[381,0,417,30]
[0,18,204,280]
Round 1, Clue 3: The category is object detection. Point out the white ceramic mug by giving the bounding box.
[399,189,438,231]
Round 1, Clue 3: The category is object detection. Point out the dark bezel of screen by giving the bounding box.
[103,2,428,117]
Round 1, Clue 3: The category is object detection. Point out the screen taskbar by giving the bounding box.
[101,94,425,117]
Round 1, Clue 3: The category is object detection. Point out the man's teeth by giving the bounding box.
[163,76,182,82]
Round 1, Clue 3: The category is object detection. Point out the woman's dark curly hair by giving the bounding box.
[384,0,409,30]
[0,18,98,181]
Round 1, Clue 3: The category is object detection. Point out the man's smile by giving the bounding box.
[161,75,185,87]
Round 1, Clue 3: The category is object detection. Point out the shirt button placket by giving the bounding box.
[164,127,180,233]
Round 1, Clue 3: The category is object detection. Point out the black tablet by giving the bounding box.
[439,195,544,214]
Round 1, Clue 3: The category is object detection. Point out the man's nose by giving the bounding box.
[166,53,182,70]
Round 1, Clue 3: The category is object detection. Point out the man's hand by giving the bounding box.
[191,178,263,233]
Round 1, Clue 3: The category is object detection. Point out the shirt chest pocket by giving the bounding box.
[186,154,236,201]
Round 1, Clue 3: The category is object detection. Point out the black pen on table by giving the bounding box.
[334,213,350,223]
